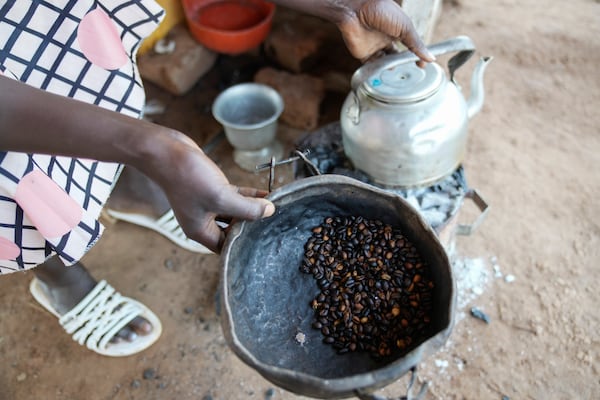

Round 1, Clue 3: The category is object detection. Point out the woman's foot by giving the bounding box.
[33,256,153,343]
[107,166,170,219]
[106,166,212,253]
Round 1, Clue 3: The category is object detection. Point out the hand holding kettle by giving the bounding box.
[273,0,435,64]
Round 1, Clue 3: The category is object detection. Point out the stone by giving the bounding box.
[142,368,157,380]
[138,24,217,96]
[264,15,329,73]
[264,387,275,399]
[254,67,325,130]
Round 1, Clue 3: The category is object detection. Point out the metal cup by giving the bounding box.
[212,83,284,171]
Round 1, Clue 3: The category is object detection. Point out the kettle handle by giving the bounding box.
[350,36,476,91]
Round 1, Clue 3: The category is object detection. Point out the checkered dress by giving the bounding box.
[0,0,164,273]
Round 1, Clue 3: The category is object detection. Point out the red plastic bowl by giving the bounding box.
[182,0,276,54]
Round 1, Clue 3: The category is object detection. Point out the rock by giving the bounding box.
[164,258,175,270]
[138,24,217,96]
[143,368,157,380]
[254,67,325,130]
[264,16,329,73]
[264,7,359,76]
[264,387,276,399]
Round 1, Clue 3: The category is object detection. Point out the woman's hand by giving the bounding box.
[272,0,435,64]
[139,132,274,253]
[337,0,435,65]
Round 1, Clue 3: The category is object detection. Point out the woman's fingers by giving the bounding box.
[340,0,435,64]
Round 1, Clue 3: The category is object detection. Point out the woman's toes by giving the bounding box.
[110,316,152,343]
[112,327,138,343]
[129,316,153,335]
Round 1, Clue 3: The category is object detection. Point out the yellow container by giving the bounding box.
[138,0,186,55]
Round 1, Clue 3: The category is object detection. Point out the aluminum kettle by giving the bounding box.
[340,36,493,188]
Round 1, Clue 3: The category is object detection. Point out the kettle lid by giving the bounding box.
[362,61,444,104]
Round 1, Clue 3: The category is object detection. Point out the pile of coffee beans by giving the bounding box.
[299,216,435,359]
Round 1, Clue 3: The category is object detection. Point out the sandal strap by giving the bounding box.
[58,280,143,353]
[156,209,185,238]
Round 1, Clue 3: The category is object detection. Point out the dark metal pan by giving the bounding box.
[219,175,456,399]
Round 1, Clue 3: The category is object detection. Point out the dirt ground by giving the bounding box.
[1,0,598,399]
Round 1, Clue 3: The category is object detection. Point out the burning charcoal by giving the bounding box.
[421,192,455,210]
[296,144,347,176]
[331,167,371,182]
[421,209,448,228]
[405,196,421,211]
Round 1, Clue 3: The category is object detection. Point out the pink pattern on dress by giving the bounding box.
[77,8,129,70]
[14,170,83,239]
[0,237,20,260]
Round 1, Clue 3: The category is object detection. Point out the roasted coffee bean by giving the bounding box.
[299,216,435,360]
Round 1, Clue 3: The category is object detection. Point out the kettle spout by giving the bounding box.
[467,56,493,119]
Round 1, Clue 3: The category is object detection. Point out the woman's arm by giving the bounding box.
[0,75,176,167]
[0,75,273,252]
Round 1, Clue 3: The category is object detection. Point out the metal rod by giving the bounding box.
[255,149,311,171]
[268,156,276,192]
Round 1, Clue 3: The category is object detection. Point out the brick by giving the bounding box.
[254,67,325,130]
[264,11,330,73]
[137,24,217,95]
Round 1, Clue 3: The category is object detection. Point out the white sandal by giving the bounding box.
[105,208,212,254]
[30,278,162,357]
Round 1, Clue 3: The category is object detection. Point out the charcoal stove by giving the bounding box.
[220,35,492,400]
[292,121,489,262]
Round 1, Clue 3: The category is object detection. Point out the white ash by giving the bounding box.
[453,257,492,321]
[491,255,516,283]
[420,209,449,229]
[434,358,449,372]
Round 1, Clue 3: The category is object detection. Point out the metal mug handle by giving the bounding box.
[350,35,477,92]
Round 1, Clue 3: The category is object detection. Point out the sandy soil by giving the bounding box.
[1,0,598,399]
